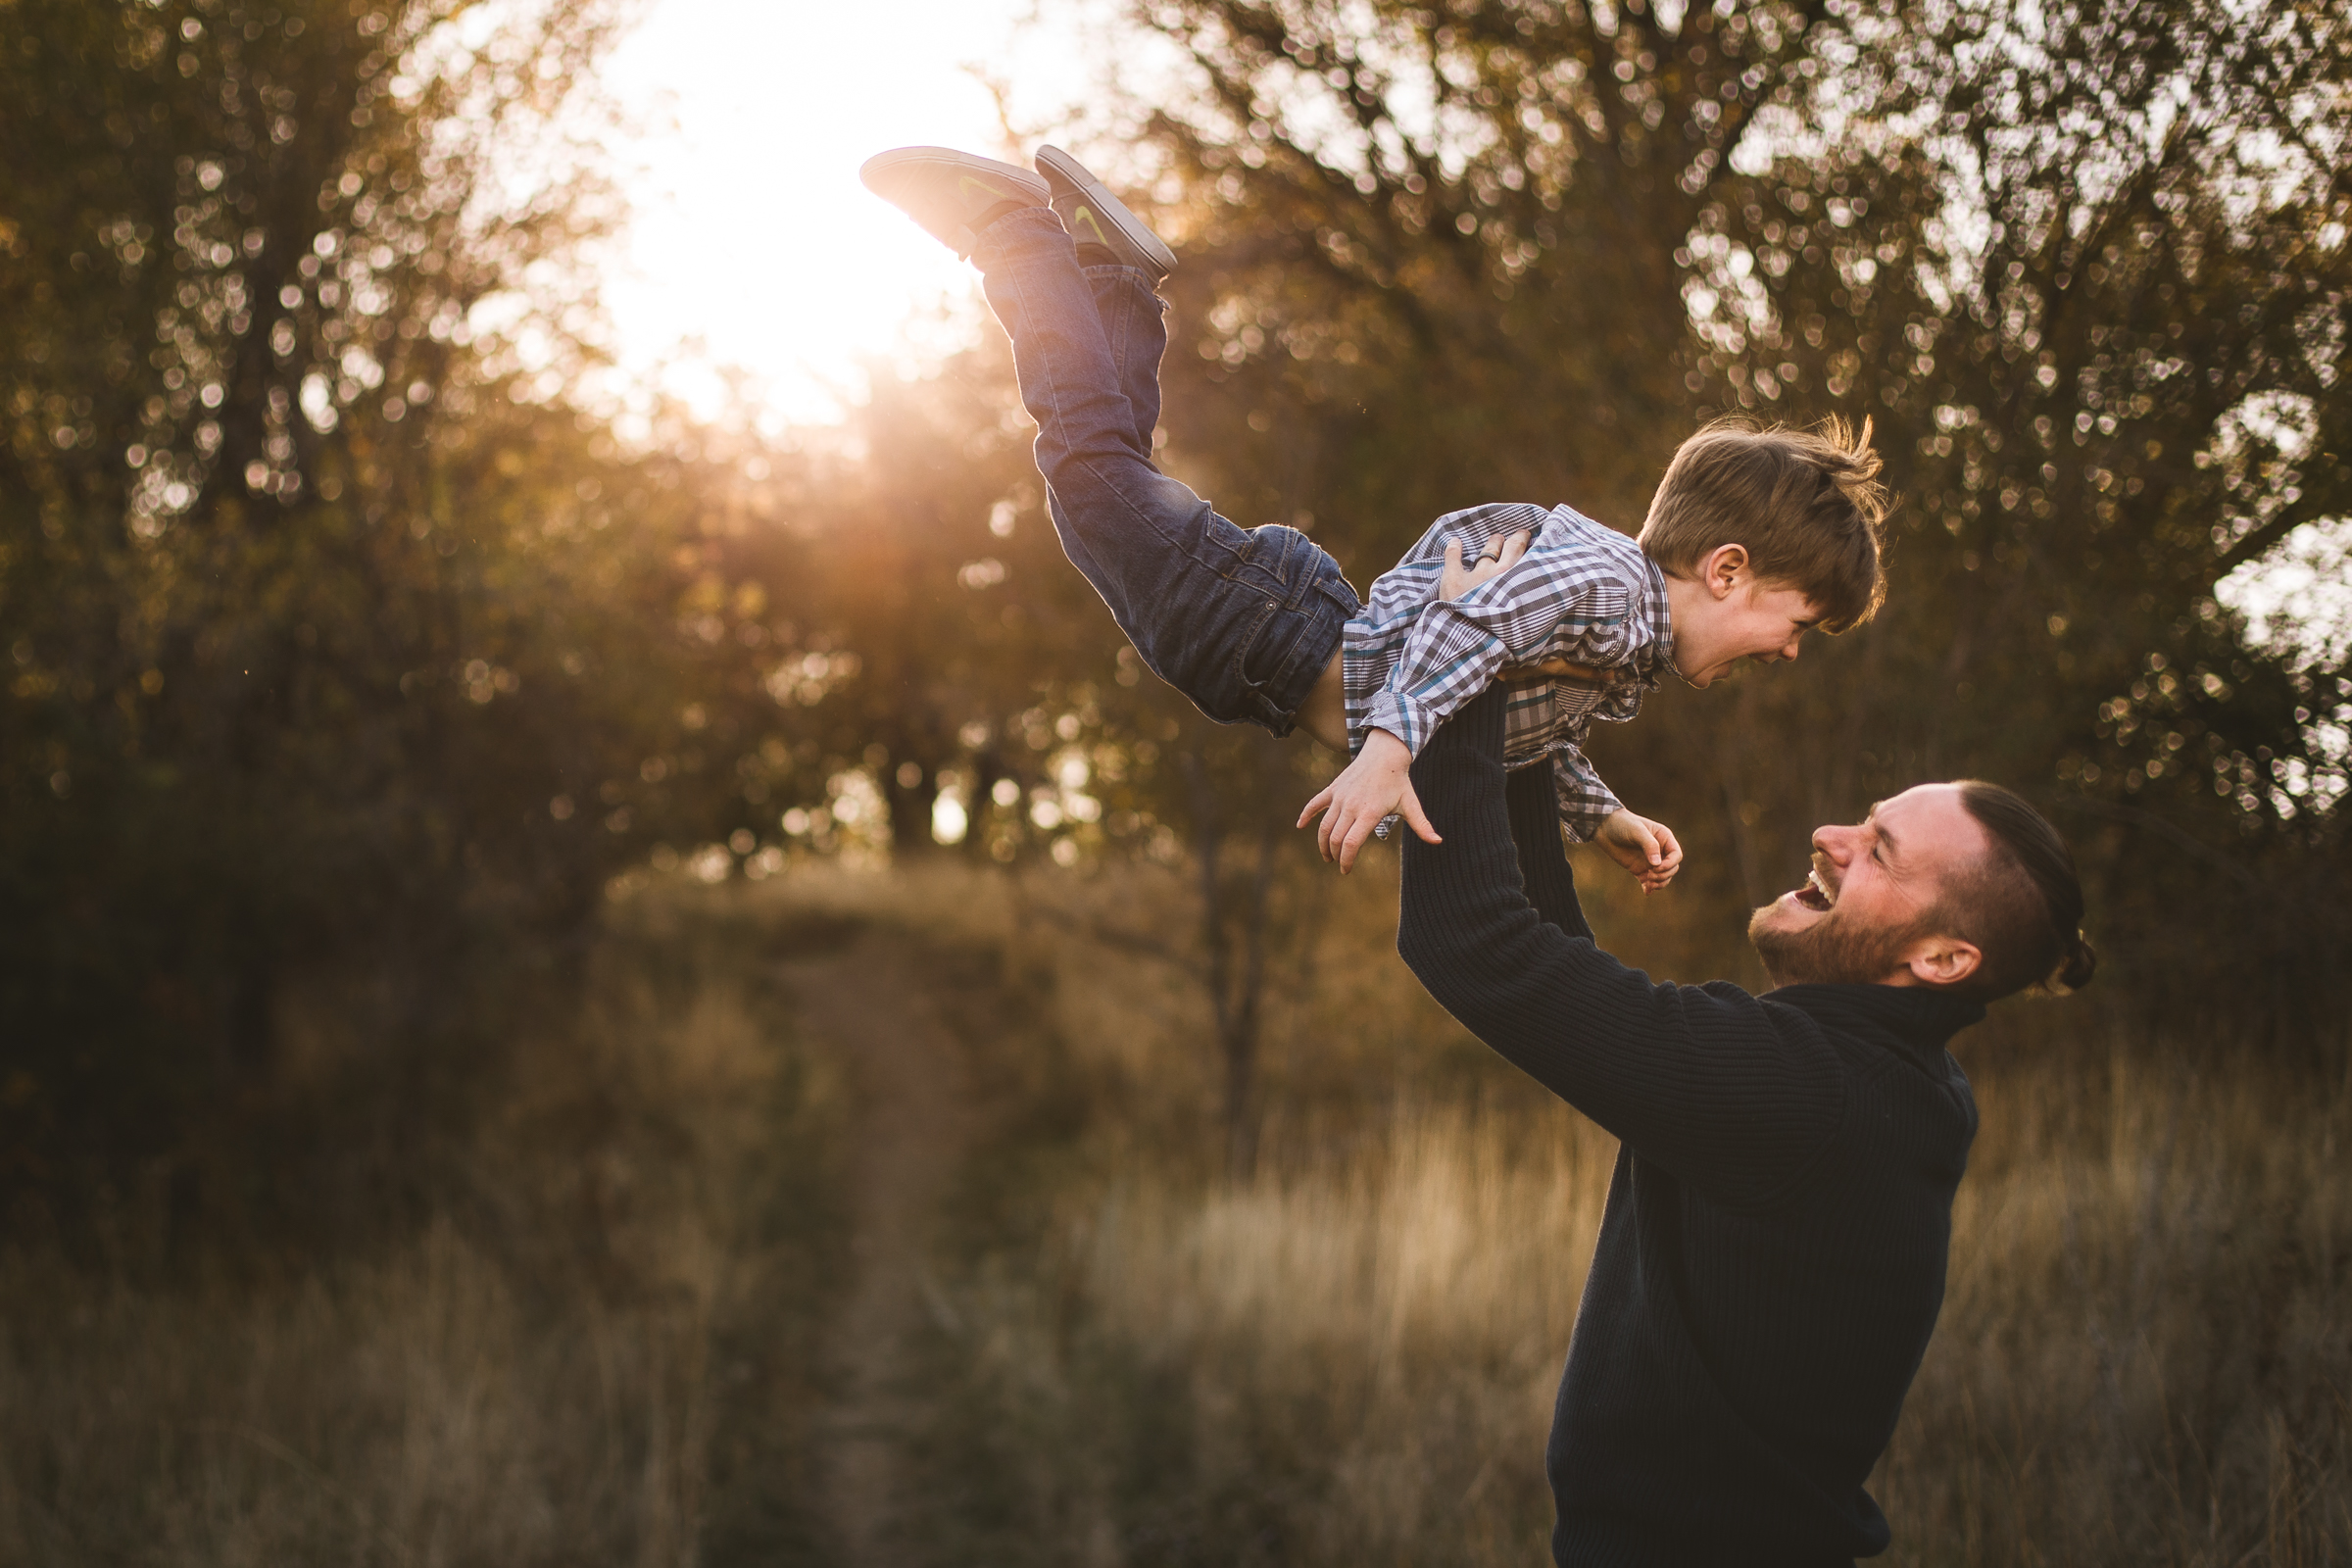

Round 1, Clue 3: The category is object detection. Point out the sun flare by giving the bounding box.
[596,0,1105,427]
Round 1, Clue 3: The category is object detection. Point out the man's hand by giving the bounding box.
[1594,808,1684,893]
[1440,529,1532,601]
[1297,728,1438,873]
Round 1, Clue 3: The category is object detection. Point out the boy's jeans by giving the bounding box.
[972,206,1358,736]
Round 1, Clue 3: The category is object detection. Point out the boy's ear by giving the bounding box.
[1702,543,1751,598]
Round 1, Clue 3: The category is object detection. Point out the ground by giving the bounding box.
[785,926,988,1564]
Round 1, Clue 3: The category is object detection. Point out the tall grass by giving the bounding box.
[934,1056,2351,1566]
[1885,1047,2352,1564]
[0,1221,715,1564]
[0,892,844,1567]
[892,858,2352,1567]
[7,859,2345,1564]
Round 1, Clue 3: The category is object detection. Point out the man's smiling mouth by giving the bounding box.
[1791,862,1837,911]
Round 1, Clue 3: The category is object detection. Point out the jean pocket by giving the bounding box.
[1199,594,1289,731]
[1242,595,1346,721]
[1239,524,1339,604]
[1234,592,1290,681]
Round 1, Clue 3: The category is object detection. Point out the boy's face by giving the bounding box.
[1672,577,1823,687]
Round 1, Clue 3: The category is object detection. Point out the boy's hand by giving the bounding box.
[1440,530,1532,601]
[1297,729,1439,873]
[1595,808,1684,893]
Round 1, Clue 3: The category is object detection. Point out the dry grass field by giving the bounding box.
[0,896,848,1566]
[877,860,2352,1567]
[4,858,2346,1565]
[914,1026,2352,1566]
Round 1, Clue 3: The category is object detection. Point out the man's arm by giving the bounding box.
[1397,690,1844,1208]
[1505,760,1592,942]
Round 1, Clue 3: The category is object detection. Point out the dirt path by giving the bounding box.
[781,927,981,1566]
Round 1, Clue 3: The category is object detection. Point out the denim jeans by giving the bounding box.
[972,206,1358,735]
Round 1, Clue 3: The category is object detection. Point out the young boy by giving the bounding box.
[859,145,1889,880]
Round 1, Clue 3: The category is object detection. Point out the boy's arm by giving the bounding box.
[1397,689,1844,1208]
[1550,746,1623,844]
[1362,540,1636,761]
[1554,748,1686,890]
[1298,728,1437,870]
[1301,522,1544,872]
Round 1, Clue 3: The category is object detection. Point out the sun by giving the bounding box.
[595,0,1101,428]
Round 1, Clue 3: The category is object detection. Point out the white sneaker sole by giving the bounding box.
[858,147,1050,256]
[1034,146,1177,279]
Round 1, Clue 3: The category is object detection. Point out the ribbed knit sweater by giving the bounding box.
[1396,688,1985,1567]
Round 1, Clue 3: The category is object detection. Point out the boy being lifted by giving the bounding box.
[861,146,1889,880]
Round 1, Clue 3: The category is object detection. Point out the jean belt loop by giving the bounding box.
[1284,527,1314,610]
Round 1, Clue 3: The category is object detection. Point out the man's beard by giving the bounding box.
[1747,902,1929,987]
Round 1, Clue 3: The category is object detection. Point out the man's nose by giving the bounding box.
[1813,824,1854,860]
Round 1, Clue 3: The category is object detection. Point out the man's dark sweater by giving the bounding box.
[1396,689,1984,1567]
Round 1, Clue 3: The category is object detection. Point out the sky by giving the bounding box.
[595,0,1115,427]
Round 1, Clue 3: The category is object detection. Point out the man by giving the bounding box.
[1396,686,2095,1566]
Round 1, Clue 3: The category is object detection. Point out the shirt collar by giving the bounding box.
[1763,982,1988,1062]
[1634,550,1676,683]
[1537,508,1677,688]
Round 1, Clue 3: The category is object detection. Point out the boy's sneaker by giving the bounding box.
[1035,146,1178,283]
[858,147,1050,259]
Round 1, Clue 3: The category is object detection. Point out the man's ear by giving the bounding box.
[1901,933,1982,988]
[1702,542,1750,599]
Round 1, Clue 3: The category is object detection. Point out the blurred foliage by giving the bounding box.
[4,0,2349,1246]
[1112,0,2352,1035]
[0,0,763,1238]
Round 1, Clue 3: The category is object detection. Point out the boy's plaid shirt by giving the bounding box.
[1343,503,1676,842]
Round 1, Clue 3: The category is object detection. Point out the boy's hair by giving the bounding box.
[1638,416,1890,632]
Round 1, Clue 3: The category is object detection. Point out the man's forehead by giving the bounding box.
[1866,784,1983,863]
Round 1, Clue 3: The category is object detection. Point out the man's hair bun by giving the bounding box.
[2047,933,2098,996]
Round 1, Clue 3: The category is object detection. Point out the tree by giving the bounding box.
[1093,0,2349,1042]
[0,0,759,1234]
[1675,0,2352,1030]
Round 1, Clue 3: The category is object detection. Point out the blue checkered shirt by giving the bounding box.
[1343,503,1676,842]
